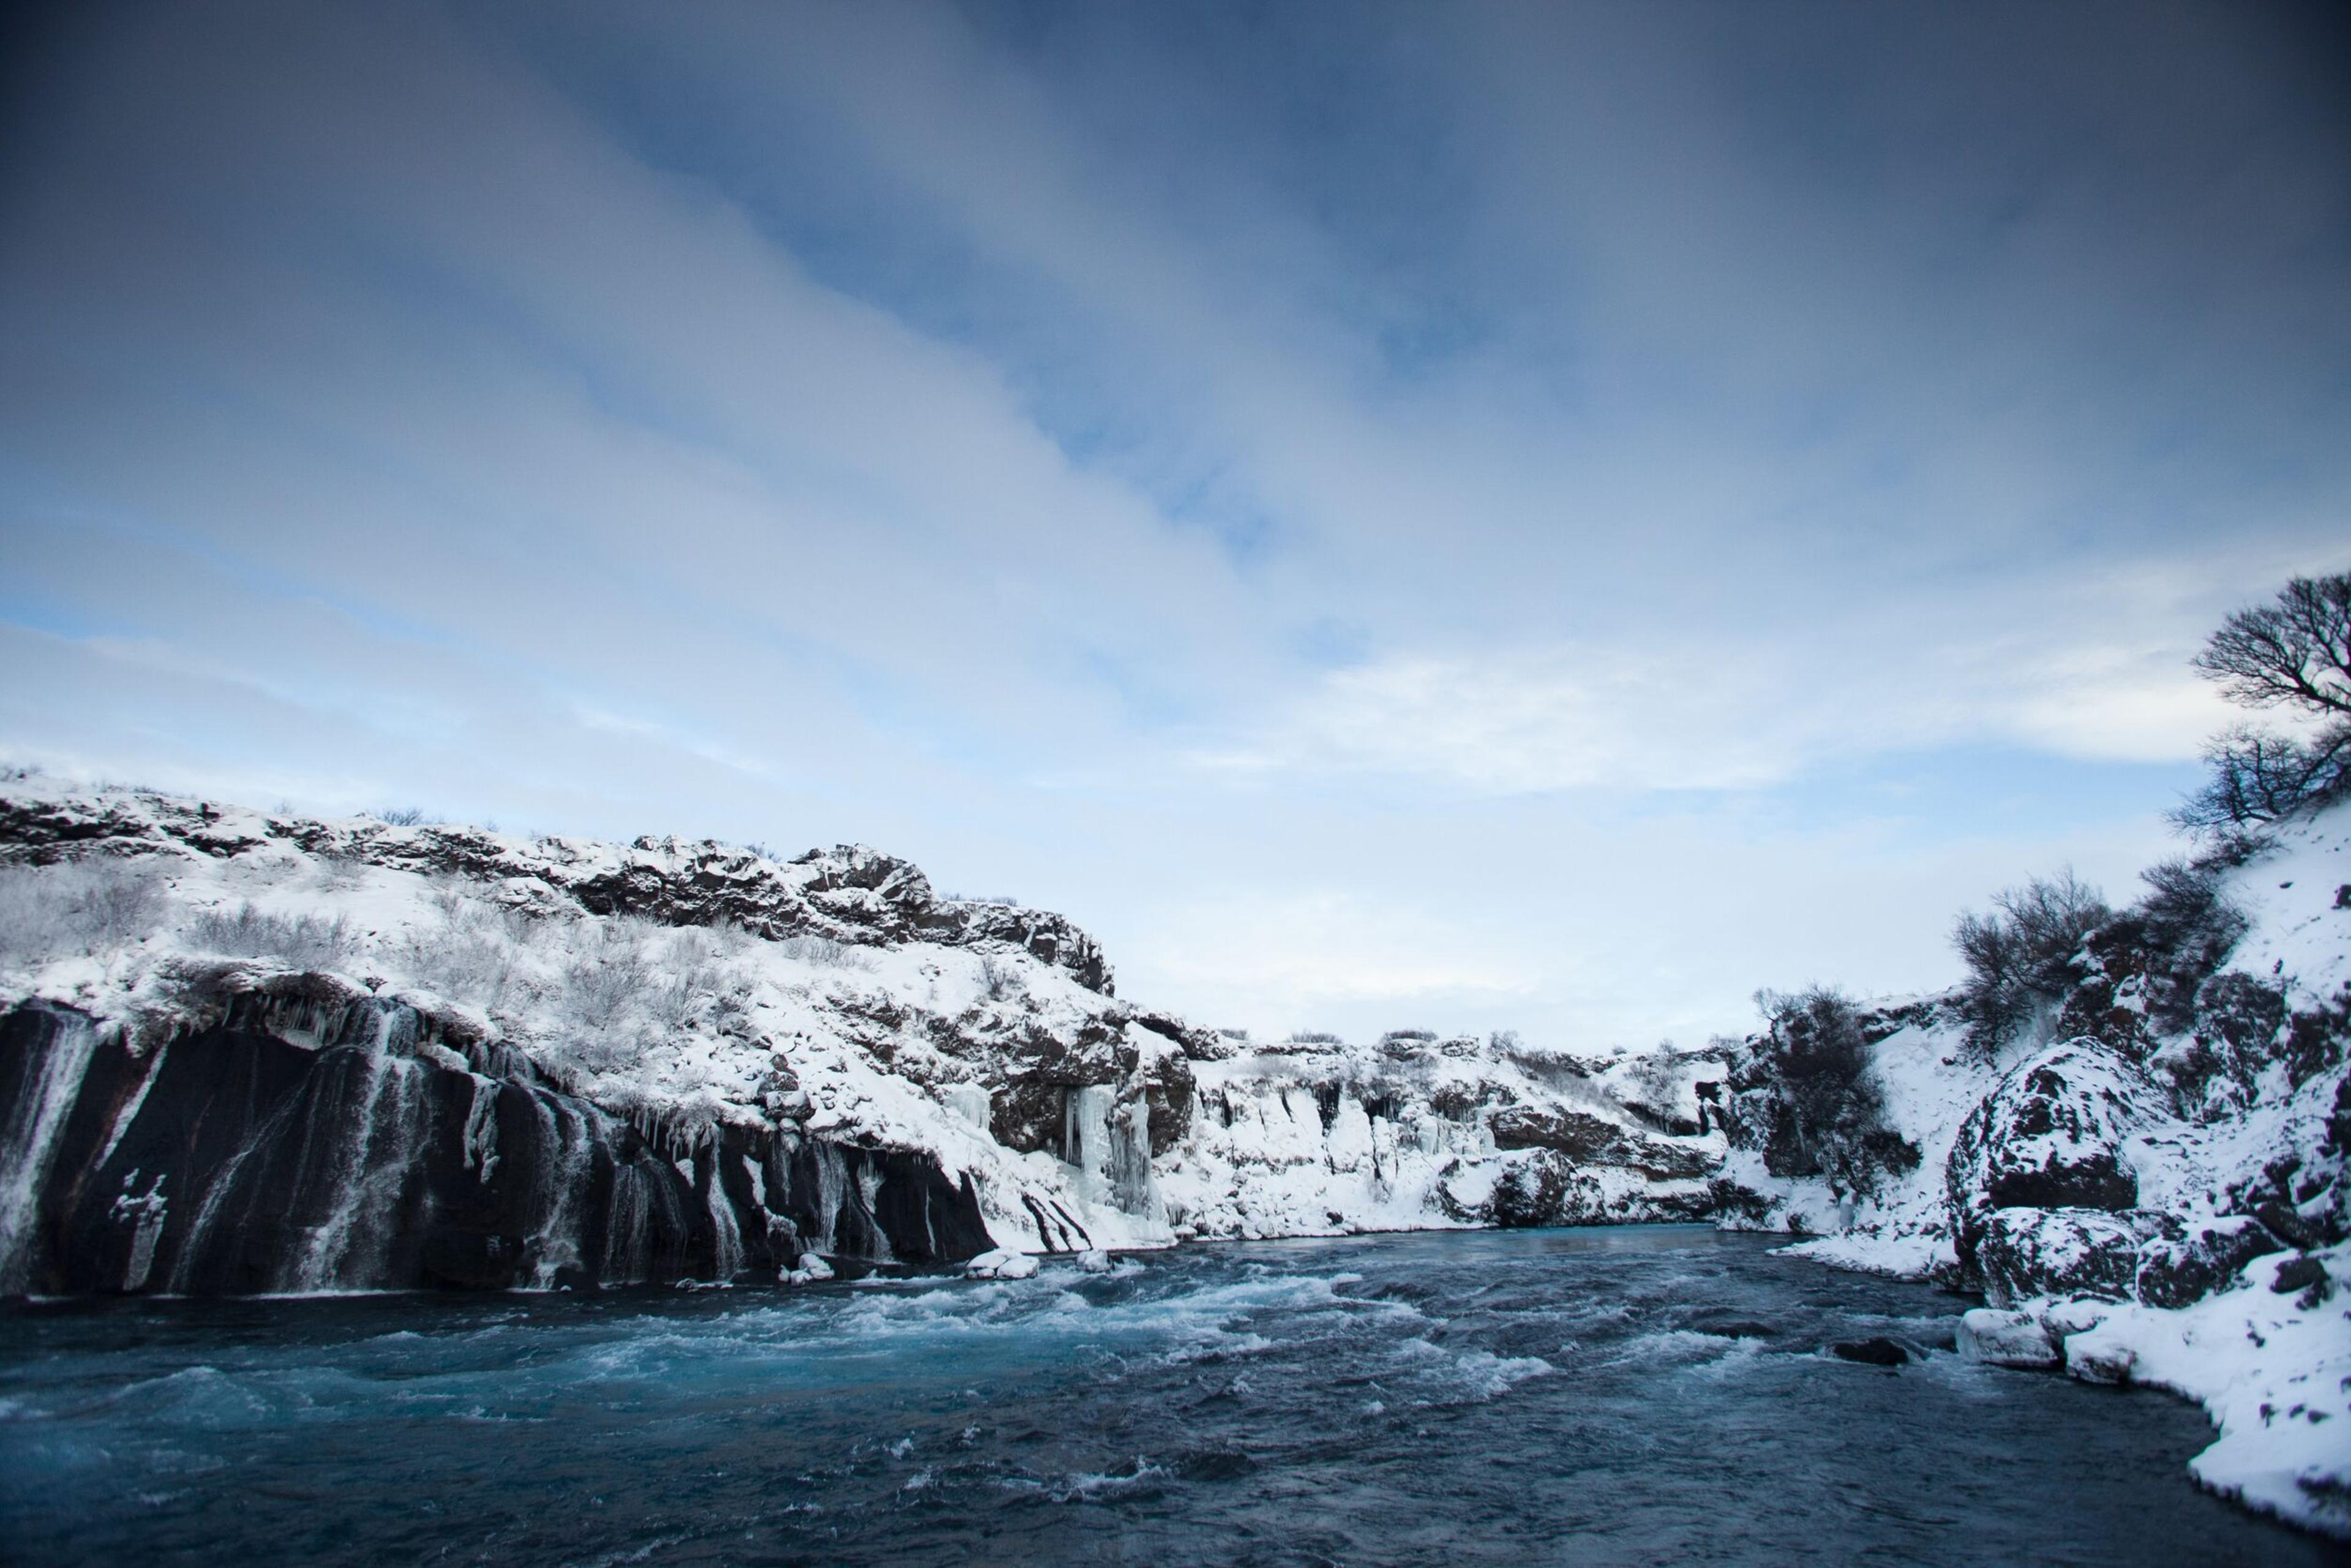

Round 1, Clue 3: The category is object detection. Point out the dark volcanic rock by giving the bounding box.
[2134,1214,2284,1309]
[1488,1106,1714,1180]
[0,999,991,1297]
[1831,1338,1910,1366]
[1944,1039,2169,1289]
[1975,1206,2148,1307]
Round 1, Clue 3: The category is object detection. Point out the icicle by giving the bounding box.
[110,1169,170,1292]
[462,1075,501,1184]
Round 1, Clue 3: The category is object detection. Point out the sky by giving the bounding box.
[2,1,2348,1049]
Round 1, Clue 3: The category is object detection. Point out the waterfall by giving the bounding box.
[705,1155,744,1281]
[0,1011,100,1294]
[604,1160,653,1285]
[0,998,995,1297]
[855,1161,893,1264]
[813,1142,847,1254]
[93,1039,170,1172]
[525,1092,595,1288]
[283,1053,429,1292]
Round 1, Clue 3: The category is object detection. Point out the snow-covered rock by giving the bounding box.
[1957,1307,2059,1368]
[1727,797,2351,1539]
[0,773,1735,1288]
[1944,1038,2172,1288]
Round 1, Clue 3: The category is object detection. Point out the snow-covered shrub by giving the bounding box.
[777,933,872,969]
[0,857,170,965]
[1729,986,1918,1197]
[978,951,1022,1000]
[1952,871,2110,1056]
[558,917,658,1031]
[1288,1029,1342,1045]
[187,902,356,969]
[370,806,426,826]
[2128,857,2250,1035]
[1627,1041,1689,1126]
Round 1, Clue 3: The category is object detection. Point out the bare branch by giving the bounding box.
[2191,572,2351,717]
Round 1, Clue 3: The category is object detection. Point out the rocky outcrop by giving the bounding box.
[1944,1038,2169,1289]
[1489,1106,1715,1180]
[1973,1206,2147,1306]
[0,788,1113,992]
[0,775,1747,1293]
[0,998,989,1296]
[2134,1213,2286,1309]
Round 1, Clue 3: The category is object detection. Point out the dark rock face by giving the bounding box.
[2134,1214,2284,1309]
[1974,1206,2148,1307]
[0,1000,991,1297]
[1944,1039,2168,1288]
[1477,1149,1718,1228]
[1488,1106,1714,1180]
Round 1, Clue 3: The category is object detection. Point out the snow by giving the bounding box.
[6,770,2345,1539]
[1747,800,2351,1540]
[2063,1245,2351,1538]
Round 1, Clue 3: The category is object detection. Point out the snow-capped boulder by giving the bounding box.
[963,1248,1041,1279]
[1976,1206,2147,1306]
[1945,1038,2170,1287]
[2134,1213,2285,1309]
[1957,1307,2060,1368]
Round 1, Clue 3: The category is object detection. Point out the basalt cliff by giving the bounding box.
[0,775,1718,1299]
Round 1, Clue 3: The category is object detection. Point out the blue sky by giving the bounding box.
[2,1,2347,1046]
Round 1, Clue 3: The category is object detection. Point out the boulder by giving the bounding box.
[1976,1206,2144,1307]
[1957,1308,2059,1368]
[1490,1150,1605,1226]
[2134,1213,2283,1309]
[964,1248,1039,1280]
[1831,1337,1910,1366]
[2066,1338,2136,1386]
[1946,1039,2169,1287]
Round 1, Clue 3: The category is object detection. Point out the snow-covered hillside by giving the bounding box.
[0,773,1717,1293]
[1714,803,2351,1539]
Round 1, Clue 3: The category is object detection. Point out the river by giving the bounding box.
[1,1226,2338,1566]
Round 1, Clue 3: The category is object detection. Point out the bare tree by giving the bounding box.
[2192,573,2351,716]
[1952,870,2110,1055]
[2177,572,2351,830]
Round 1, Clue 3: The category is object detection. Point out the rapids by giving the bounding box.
[1,1227,2338,1566]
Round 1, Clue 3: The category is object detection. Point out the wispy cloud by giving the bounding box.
[1,0,2344,1041]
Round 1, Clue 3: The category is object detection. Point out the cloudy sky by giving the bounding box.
[3,2,2347,1047]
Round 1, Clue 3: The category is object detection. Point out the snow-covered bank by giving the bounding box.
[1715,803,2351,1539]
